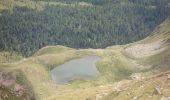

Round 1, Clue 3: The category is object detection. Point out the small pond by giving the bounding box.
[51,55,100,84]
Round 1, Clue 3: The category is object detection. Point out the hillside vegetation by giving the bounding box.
[102,17,170,100]
[0,16,170,100]
[0,0,170,56]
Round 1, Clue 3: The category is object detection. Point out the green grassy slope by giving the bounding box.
[0,51,22,64]
[103,17,170,100]
[102,71,170,100]
[0,16,170,100]
[0,0,93,12]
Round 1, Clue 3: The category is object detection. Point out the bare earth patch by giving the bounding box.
[125,40,167,58]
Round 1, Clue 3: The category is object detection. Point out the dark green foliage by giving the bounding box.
[0,0,170,56]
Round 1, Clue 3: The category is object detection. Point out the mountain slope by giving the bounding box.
[0,17,170,100]
[0,0,170,56]
[102,17,170,100]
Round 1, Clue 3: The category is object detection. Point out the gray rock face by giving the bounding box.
[130,73,143,80]
[160,97,170,100]
[0,71,35,100]
[0,71,16,86]
[154,85,163,95]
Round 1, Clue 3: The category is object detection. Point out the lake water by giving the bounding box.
[51,55,100,84]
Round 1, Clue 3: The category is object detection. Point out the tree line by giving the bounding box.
[0,0,170,56]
